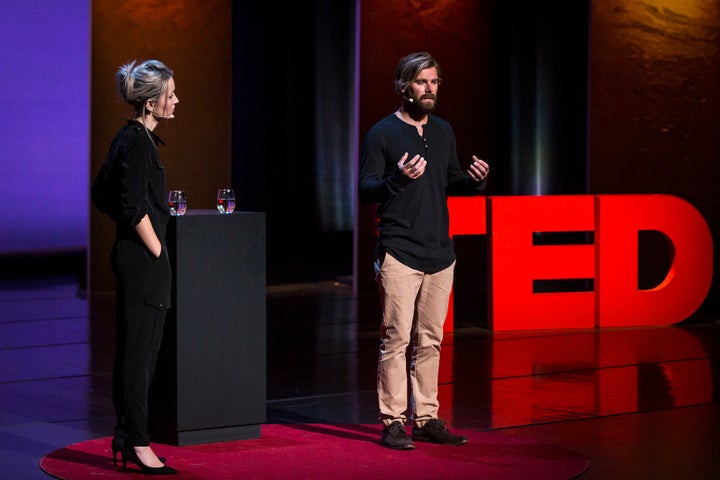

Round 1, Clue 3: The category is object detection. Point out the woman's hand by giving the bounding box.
[135,215,162,258]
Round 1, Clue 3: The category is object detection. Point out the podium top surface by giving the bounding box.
[173,209,265,217]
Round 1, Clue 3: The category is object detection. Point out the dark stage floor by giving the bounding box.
[1,271,719,479]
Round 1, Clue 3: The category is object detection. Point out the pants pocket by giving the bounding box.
[144,293,168,311]
[374,250,387,280]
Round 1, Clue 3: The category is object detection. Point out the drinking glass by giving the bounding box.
[168,190,187,216]
[217,188,236,214]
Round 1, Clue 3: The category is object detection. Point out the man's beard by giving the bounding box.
[409,95,437,114]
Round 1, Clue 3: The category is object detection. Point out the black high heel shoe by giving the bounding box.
[112,437,165,465]
[111,437,123,467]
[120,445,177,475]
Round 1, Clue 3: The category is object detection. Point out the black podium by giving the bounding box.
[149,210,266,446]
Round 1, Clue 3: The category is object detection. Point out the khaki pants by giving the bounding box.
[375,253,455,427]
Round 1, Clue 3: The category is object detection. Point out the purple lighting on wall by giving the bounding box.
[0,1,90,255]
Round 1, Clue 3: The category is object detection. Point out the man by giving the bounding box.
[358,52,489,450]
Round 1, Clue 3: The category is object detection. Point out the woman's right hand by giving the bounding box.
[134,215,162,257]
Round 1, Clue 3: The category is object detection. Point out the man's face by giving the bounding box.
[406,67,441,113]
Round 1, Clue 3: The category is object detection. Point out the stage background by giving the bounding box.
[0,0,717,321]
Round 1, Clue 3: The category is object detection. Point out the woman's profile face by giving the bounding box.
[156,77,179,119]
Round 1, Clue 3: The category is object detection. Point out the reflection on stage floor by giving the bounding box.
[1,274,718,479]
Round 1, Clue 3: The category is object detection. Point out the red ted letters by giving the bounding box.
[447,195,713,331]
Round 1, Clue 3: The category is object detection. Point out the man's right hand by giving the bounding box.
[398,152,427,180]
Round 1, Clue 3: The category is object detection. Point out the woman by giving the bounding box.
[92,59,179,475]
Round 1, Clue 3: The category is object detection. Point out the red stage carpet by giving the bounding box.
[40,423,589,479]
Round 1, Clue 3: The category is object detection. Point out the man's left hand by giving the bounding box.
[466,155,489,182]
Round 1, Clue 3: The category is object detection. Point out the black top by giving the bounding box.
[358,113,486,273]
[93,120,169,240]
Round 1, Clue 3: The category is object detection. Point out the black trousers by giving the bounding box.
[111,236,171,447]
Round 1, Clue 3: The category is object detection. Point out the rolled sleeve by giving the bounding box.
[119,141,153,227]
